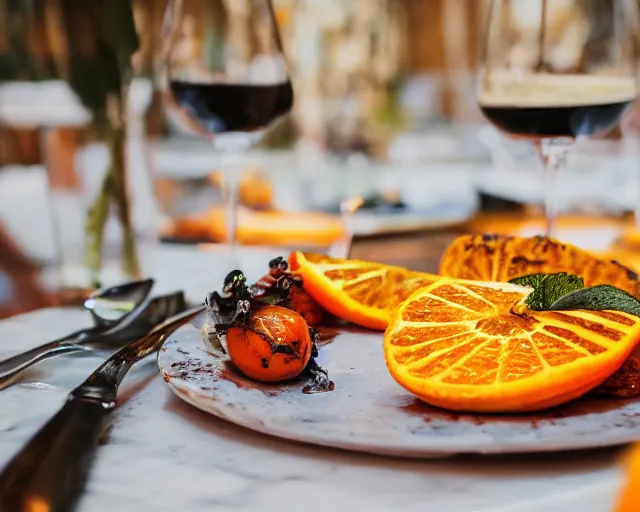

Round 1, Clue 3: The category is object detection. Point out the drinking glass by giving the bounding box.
[162,0,293,261]
[478,0,638,236]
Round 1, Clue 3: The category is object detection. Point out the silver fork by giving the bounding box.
[0,291,187,390]
[0,303,205,511]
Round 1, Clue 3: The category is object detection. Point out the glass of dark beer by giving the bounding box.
[478,0,638,235]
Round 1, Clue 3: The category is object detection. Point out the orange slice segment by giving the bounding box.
[384,278,640,412]
[615,444,640,512]
[440,234,640,298]
[289,251,440,330]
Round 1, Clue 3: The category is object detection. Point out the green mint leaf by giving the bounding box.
[549,285,640,318]
[509,274,547,290]
[509,273,585,311]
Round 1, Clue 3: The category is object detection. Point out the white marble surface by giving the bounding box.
[0,245,632,512]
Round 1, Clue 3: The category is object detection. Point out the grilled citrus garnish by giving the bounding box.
[440,234,639,298]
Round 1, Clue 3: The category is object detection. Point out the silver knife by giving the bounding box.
[0,304,205,512]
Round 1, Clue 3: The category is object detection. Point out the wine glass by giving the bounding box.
[478,0,638,236]
[162,0,293,262]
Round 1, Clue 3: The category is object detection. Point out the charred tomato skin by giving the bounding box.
[226,305,312,382]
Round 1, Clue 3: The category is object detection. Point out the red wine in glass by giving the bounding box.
[169,81,294,134]
[163,0,294,266]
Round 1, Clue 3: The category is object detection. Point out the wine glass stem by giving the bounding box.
[328,197,364,259]
[214,135,254,268]
[225,170,240,266]
[536,137,573,238]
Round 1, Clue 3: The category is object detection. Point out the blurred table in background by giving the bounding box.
[0,122,638,319]
[2,203,640,320]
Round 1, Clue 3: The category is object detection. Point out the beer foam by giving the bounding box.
[478,73,637,107]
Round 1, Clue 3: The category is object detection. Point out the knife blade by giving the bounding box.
[0,304,205,512]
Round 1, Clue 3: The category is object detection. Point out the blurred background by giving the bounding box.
[0,0,639,318]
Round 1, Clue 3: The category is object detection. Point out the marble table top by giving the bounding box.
[0,246,632,512]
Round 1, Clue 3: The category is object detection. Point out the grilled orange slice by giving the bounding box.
[384,278,640,412]
[289,251,439,330]
[440,234,640,298]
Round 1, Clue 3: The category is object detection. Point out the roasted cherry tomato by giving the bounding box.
[226,305,312,382]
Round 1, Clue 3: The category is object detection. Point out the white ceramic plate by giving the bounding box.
[158,313,640,458]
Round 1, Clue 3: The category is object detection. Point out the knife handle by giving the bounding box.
[0,397,112,512]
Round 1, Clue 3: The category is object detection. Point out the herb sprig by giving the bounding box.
[509,273,640,317]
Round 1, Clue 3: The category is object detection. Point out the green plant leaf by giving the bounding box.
[59,0,139,115]
[549,285,640,318]
[509,273,585,311]
[56,0,141,280]
[99,0,140,62]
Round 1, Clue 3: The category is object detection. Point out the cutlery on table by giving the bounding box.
[0,288,184,390]
[0,279,153,385]
[0,303,205,512]
[83,279,154,327]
